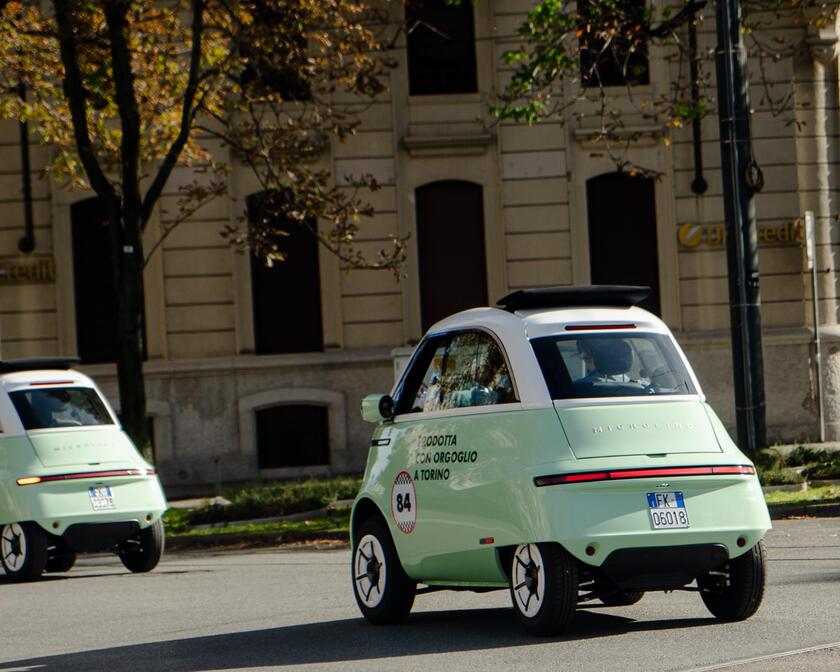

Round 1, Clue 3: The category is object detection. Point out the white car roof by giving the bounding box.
[0,369,97,392]
[417,292,702,406]
[0,367,118,436]
[426,305,669,340]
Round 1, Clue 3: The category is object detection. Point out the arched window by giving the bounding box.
[406,0,478,95]
[247,191,323,354]
[71,197,118,363]
[256,404,329,469]
[238,388,346,473]
[586,172,661,315]
[415,181,487,331]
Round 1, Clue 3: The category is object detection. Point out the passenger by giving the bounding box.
[445,347,512,408]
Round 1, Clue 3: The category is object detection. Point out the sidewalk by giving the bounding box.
[164,501,839,552]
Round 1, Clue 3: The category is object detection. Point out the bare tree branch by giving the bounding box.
[140,0,205,229]
[53,0,114,199]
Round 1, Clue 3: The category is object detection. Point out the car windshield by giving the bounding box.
[531,332,697,400]
[10,387,114,430]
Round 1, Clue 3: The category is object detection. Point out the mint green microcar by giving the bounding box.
[0,359,167,581]
[351,286,771,635]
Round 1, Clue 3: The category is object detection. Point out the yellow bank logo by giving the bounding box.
[677,221,803,248]
[678,224,704,248]
[0,257,56,283]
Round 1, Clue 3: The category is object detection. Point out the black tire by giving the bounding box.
[352,517,416,624]
[1,522,48,581]
[699,539,766,621]
[46,550,77,573]
[118,519,165,573]
[510,543,579,636]
[599,590,644,607]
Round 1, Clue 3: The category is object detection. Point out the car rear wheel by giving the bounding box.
[118,519,165,573]
[698,540,766,621]
[1,522,48,581]
[510,543,579,636]
[352,518,416,624]
[46,550,77,573]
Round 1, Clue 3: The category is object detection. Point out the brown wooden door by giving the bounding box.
[416,181,488,331]
[586,172,661,315]
[71,198,118,363]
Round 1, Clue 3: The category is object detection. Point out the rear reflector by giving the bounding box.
[534,465,755,487]
[17,468,155,485]
[565,324,637,331]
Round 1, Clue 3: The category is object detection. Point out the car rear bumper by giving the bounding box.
[532,473,771,565]
[2,472,167,533]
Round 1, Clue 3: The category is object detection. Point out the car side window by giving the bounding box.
[406,331,516,413]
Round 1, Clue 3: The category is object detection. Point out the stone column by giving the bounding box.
[804,33,840,438]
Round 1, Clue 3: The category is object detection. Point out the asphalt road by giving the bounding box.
[1,518,839,672]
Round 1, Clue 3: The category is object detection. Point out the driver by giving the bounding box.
[579,339,635,383]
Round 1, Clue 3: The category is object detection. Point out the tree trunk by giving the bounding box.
[102,0,151,460]
[108,198,151,459]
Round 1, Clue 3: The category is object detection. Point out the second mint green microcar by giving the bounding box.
[351,286,771,635]
[0,358,167,581]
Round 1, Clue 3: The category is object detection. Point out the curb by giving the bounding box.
[768,502,840,519]
[166,529,349,552]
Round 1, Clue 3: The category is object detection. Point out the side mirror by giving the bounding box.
[361,394,395,423]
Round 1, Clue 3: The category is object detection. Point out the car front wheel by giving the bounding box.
[1,522,48,581]
[510,543,579,636]
[352,518,416,624]
[118,519,165,573]
[698,539,766,621]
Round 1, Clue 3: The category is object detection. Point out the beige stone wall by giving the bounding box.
[0,119,58,360]
[159,137,237,360]
[0,5,837,484]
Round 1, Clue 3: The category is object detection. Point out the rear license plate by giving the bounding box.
[89,486,115,511]
[646,491,689,529]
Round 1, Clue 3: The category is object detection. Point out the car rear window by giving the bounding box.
[9,387,114,430]
[531,332,697,400]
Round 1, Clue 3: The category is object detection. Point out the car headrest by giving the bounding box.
[593,340,633,375]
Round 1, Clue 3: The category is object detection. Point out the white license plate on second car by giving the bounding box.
[647,491,689,529]
[89,486,115,511]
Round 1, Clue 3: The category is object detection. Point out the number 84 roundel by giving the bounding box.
[391,471,417,534]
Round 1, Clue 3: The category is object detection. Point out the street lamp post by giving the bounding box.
[714,0,767,454]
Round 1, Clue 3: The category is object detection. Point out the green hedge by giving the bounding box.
[756,446,840,485]
[185,476,363,526]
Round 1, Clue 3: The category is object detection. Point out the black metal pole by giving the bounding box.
[689,15,707,194]
[17,82,35,254]
[714,0,767,454]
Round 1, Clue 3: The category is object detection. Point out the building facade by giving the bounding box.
[0,0,839,487]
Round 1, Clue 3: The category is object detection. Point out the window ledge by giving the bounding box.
[408,92,482,105]
[403,132,493,157]
[573,124,663,148]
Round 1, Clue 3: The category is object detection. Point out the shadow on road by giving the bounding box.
[0,608,717,671]
[0,569,200,584]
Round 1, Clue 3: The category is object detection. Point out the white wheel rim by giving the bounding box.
[354,534,387,608]
[2,523,27,573]
[512,543,545,618]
